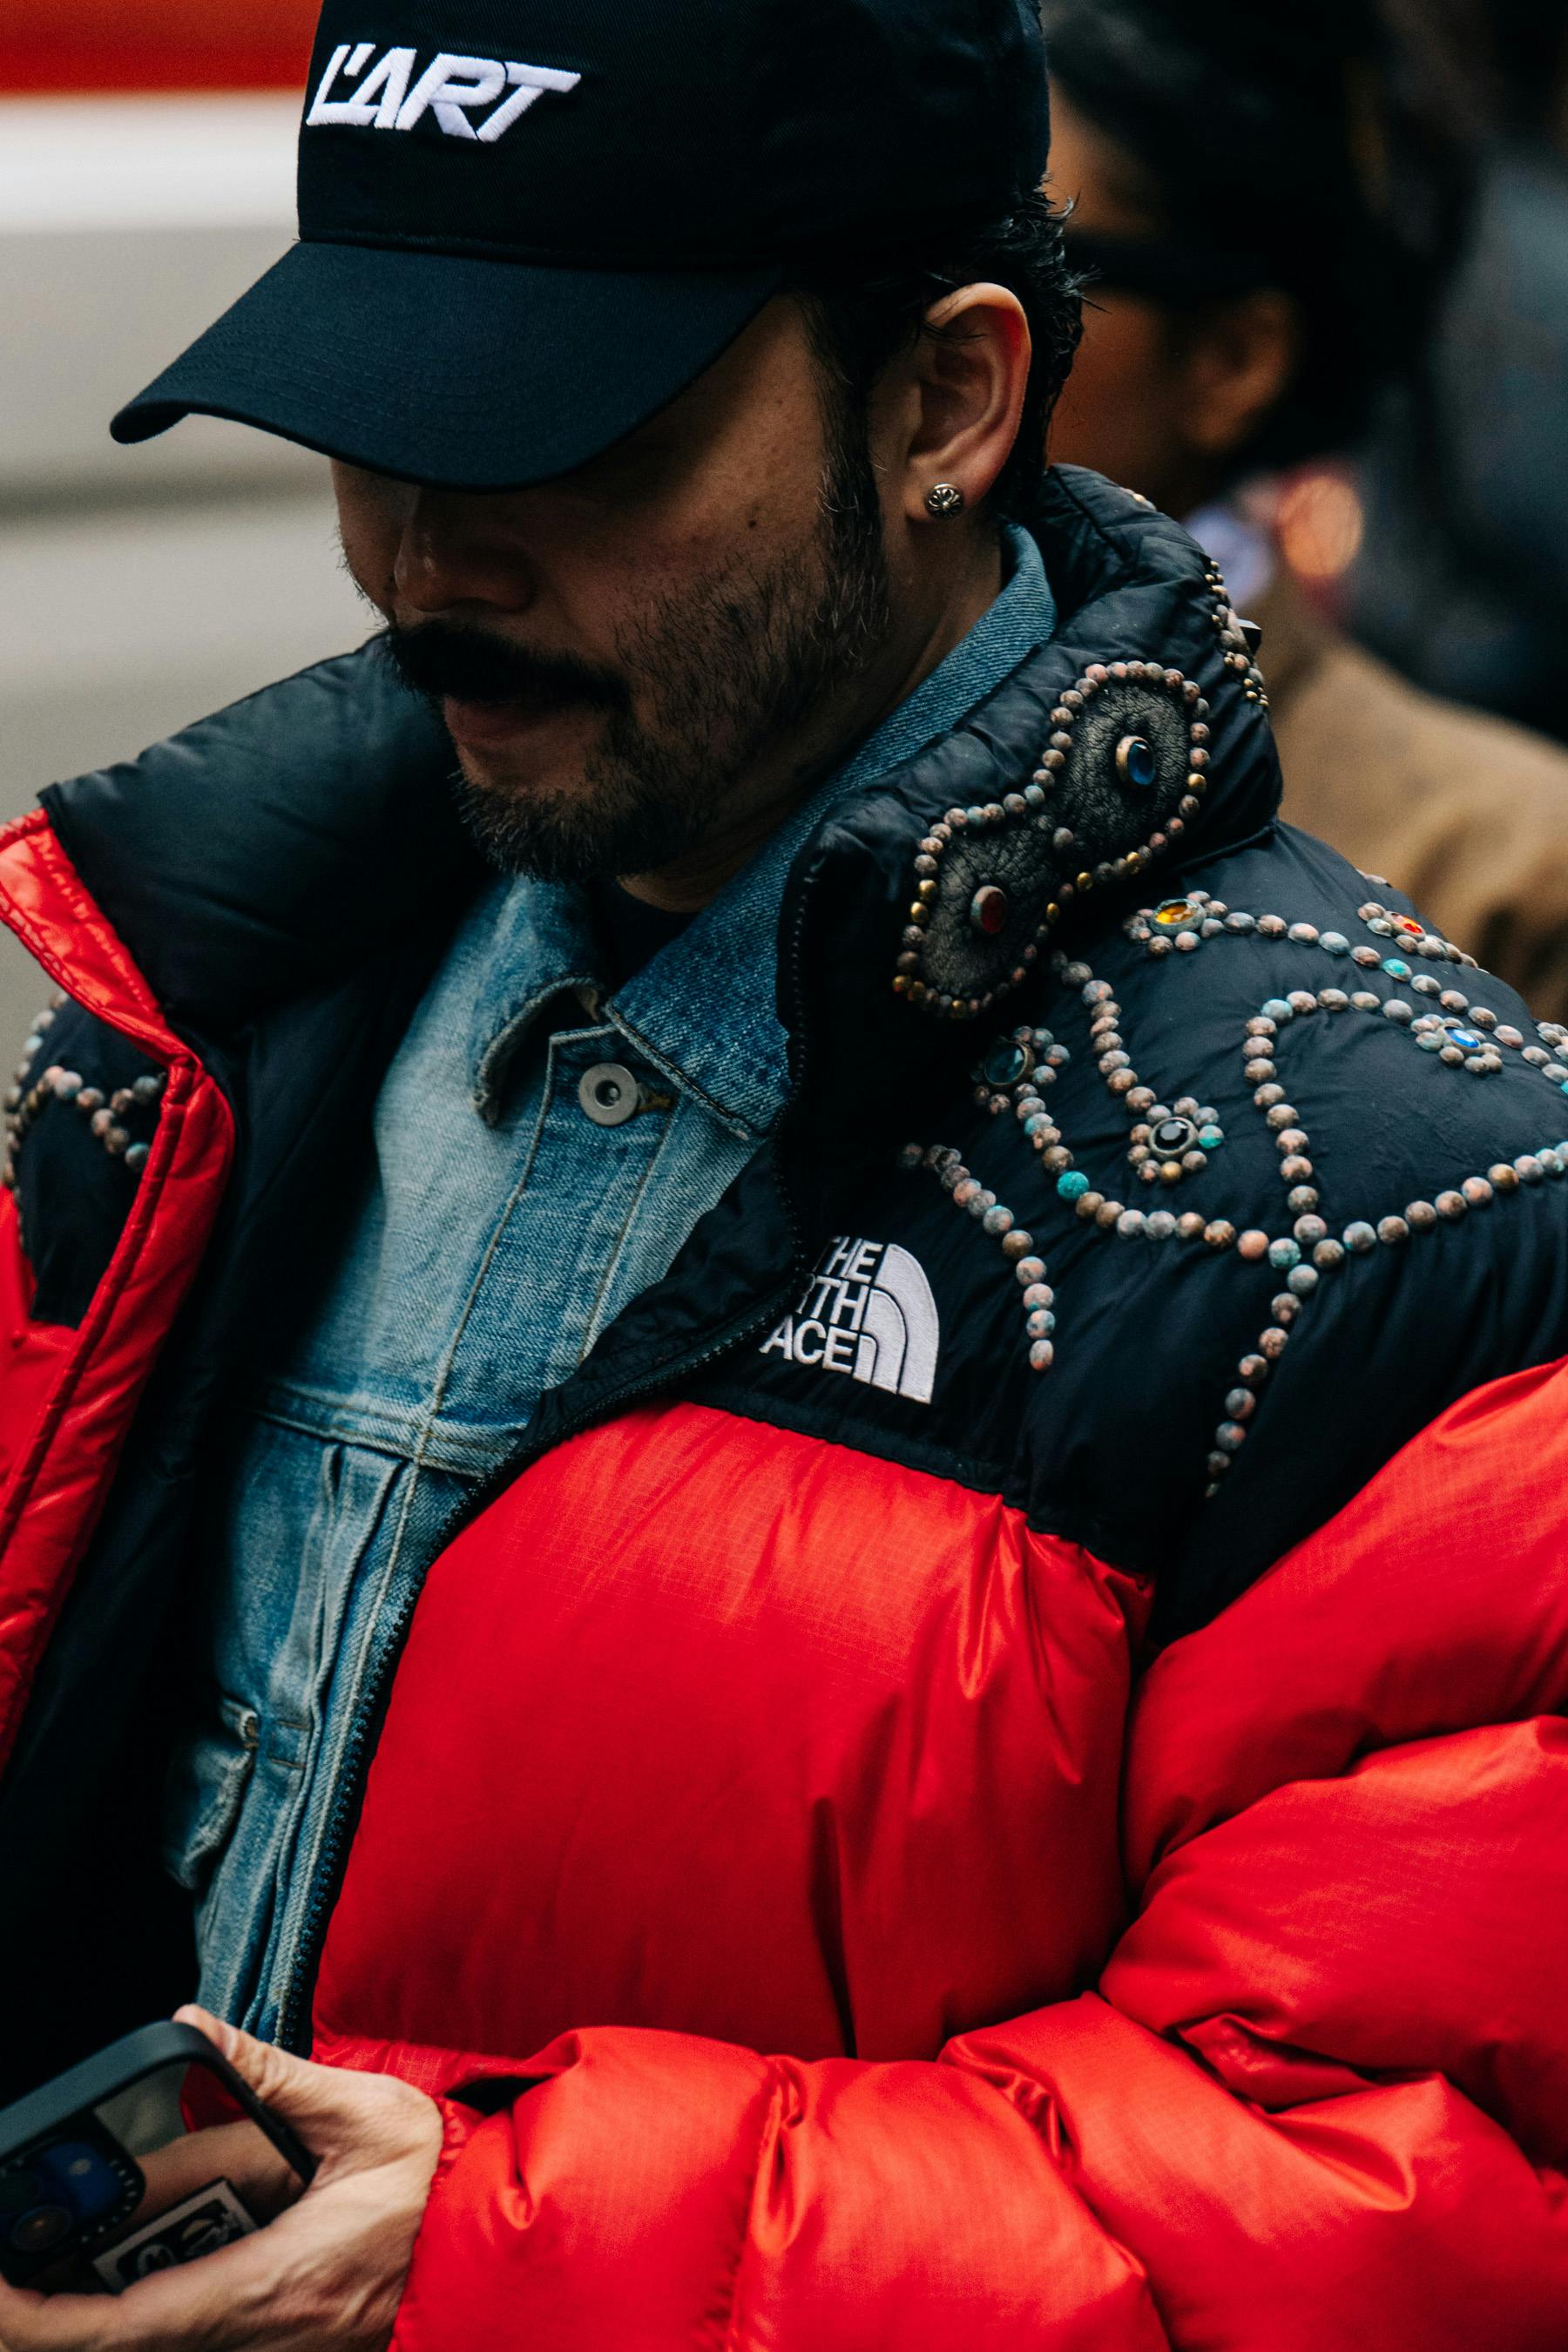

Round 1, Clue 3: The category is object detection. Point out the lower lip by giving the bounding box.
[443,695,577,751]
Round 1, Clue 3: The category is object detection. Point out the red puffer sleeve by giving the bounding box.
[390,1357,1568,2352]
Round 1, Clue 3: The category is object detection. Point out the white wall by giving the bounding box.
[0,95,368,1049]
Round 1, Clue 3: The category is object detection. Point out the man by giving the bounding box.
[1041,0,1568,1023]
[2,2,1567,2345]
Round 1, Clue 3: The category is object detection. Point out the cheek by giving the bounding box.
[1051,299,1181,497]
[331,469,405,609]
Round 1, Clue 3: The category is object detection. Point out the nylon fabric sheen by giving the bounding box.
[2,471,1567,2342]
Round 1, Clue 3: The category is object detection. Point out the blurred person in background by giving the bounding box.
[1043,0,1568,1022]
[1352,0,1568,747]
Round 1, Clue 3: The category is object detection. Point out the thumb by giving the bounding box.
[176,2004,355,2147]
[175,2005,436,2170]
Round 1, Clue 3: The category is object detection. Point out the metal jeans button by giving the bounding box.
[578,1064,642,1127]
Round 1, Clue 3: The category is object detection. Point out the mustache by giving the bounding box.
[380,622,630,716]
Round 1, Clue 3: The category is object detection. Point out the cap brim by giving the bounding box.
[111,239,782,491]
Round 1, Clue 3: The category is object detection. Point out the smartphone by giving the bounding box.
[0,2021,316,2295]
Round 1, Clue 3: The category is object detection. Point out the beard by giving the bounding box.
[379,417,892,886]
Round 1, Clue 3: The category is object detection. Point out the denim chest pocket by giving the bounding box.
[161,1695,260,1895]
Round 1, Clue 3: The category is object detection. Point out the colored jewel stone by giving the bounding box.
[1155,899,1200,929]
[1197,1125,1225,1150]
[982,1040,1031,1089]
[1382,958,1412,981]
[1116,735,1159,788]
[1058,1172,1090,1203]
[970,885,1010,937]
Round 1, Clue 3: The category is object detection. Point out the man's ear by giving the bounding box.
[1177,289,1301,465]
[894,282,1033,524]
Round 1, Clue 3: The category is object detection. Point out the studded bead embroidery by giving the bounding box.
[3,997,167,1197]
[894,660,1212,1022]
[902,915,1568,1501]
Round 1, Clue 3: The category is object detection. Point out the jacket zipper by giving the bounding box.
[274,878,821,2057]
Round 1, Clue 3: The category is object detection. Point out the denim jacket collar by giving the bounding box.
[470,523,1058,1139]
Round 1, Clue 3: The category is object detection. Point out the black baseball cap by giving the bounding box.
[112,0,1051,490]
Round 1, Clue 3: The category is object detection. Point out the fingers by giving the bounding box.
[0,2278,114,2351]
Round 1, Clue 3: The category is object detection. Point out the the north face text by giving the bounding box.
[760,1238,940,1405]
[306,44,583,144]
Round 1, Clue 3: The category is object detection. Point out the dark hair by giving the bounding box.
[787,190,1084,522]
[1039,0,1477,471]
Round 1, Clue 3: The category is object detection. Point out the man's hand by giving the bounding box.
[0,2007,443,2352]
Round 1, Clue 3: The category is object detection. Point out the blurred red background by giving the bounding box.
[1,0,319,92]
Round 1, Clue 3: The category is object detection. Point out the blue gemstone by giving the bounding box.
[1382,957,1412,980]
[1117,734,1158,789]
[1198,1125,1225,1150]
[1449,1028,1484,1051]
[1058,1172,1090,1202]
[983,1042,1030,1089]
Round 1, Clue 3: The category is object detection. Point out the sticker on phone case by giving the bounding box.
[92,2178,256,2291]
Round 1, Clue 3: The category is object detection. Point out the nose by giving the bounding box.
[393,487,539,619]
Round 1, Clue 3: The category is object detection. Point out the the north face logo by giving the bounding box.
[760,1238,940,1405]
[307,44,583,143]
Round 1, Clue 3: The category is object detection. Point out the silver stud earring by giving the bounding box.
[925,482,966,517]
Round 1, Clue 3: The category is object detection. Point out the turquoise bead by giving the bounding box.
[1058,1172,1090,1202]
[1198,1125,1225,1150]
[1382,957,1412,980]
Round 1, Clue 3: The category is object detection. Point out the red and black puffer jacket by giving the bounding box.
[3,472,1568,2348]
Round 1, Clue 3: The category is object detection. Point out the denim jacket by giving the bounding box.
[168,525,1057,2036]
